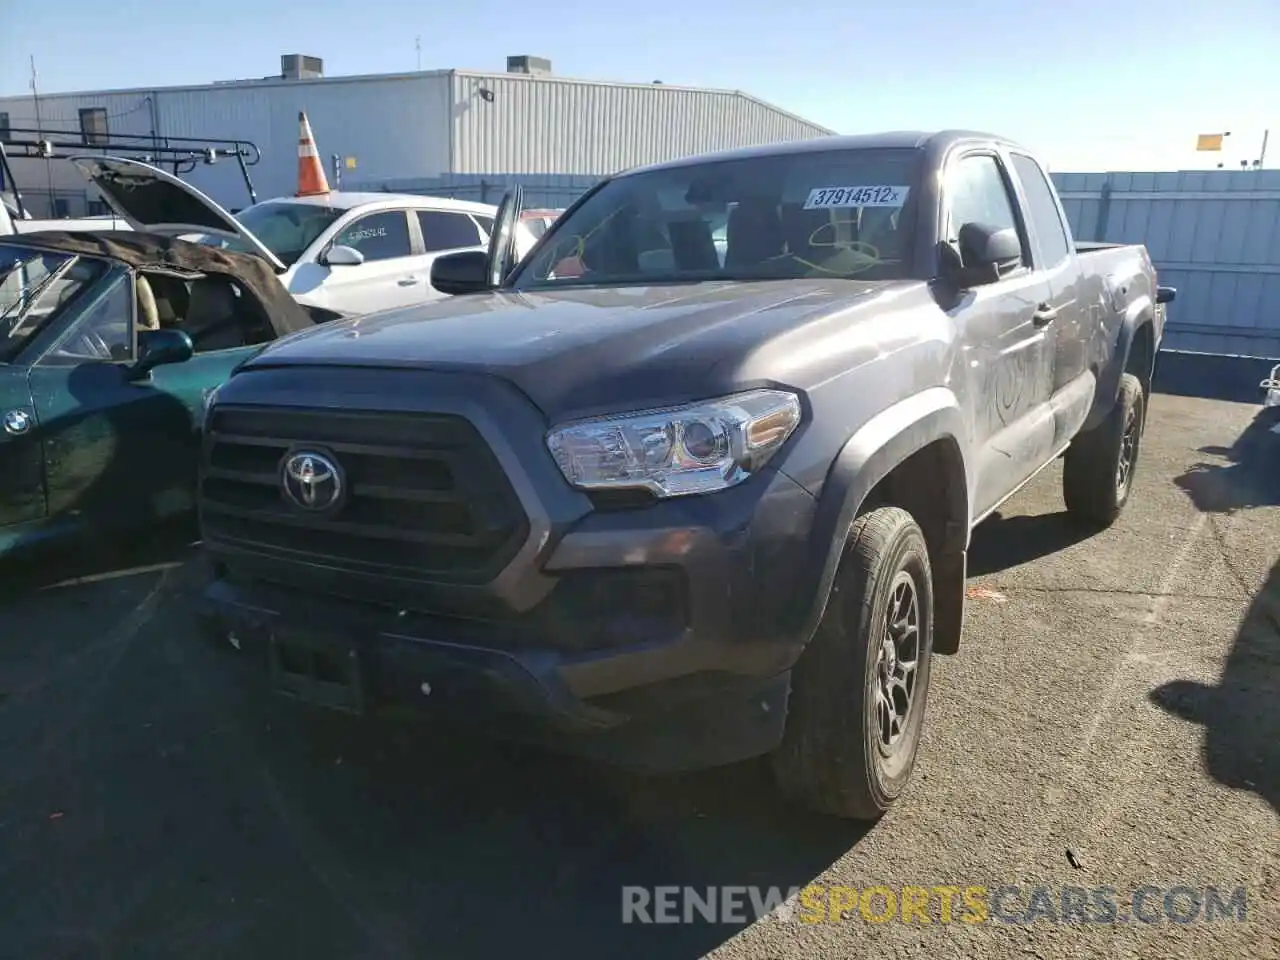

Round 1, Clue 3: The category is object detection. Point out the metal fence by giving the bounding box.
[379,169,1280,360]
[346,172,602,211]
[17,161,1280,363]
[1053,169,1280,358]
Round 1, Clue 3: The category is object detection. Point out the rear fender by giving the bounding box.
[1084,292,1153,432]
[793,387,970,656]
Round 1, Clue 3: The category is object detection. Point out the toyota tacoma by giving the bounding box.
[197,130,1174,819]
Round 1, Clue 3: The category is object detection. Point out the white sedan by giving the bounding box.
[73,157,538,319]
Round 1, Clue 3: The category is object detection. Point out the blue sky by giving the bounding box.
[1,0,1276,171]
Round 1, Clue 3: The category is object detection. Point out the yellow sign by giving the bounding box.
[344,156,358,170]
[1196,134,1225,152]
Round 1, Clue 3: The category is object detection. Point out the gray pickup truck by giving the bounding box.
[198,130,1175,820]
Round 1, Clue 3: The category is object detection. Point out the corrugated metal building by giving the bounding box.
[0,54,834,215]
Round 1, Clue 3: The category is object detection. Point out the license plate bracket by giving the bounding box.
[269,628,367,715]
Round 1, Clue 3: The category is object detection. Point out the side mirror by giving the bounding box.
[1156,285,1177,305]
[323,244,365,267]
[431,250,491,296]
[944,222,1024,287]
[129,328,193,380]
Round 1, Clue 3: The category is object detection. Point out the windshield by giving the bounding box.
[513,148,922,289]
[224,200,345,266]
[0,246,109,361]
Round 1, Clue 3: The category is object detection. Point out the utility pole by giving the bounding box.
[30,55,56,212]
[415,36,422,71]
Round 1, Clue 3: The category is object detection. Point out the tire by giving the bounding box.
[770,506,935,820]
[1063,372,1144,527]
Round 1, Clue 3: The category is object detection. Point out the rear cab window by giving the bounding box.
[1009,153,1071,268]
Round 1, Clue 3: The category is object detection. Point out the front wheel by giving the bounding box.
[1063,372,1145,527]
[770,506,935,820]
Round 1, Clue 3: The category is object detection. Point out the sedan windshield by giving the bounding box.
[0,246,109,362]
[220,200,345,266]
[512,147,922,289]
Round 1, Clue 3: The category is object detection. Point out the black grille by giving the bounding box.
[201,406,529,584]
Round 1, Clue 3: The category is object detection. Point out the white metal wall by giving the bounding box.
[1,89,158,211]
[449,72,833,176]
[154,74,453,203]
[2,70,832,213]
[1,73,455,213]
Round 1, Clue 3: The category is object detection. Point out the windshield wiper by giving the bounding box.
[1,262,66,337]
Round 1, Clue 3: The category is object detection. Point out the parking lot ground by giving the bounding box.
[1,392,1277,960]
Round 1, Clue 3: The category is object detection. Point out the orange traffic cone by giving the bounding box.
[295,111,330,197]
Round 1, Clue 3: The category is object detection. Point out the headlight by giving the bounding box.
[546,389,802,498]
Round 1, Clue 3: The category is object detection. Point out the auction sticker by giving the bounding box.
[803,185,909,210]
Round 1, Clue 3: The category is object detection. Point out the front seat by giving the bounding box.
[724,200,785,270]
[184,278,244,352]
[135,274,161,332]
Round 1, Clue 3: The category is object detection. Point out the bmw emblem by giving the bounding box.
[281,449,344,512]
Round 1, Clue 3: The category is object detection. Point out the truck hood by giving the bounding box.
[241,279,925,421]
[70,156,286,272]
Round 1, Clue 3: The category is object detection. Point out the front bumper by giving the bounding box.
[200,367,821,772]
[202,572,793,773]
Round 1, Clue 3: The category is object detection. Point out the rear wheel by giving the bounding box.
[1063,372,1144,527]
[770,507,934,820]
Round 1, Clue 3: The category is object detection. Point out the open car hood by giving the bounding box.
[70,156,286,272]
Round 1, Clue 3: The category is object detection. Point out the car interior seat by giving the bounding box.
[134,274,161,332]
[725,200,785,270]
[184,277,244,352]
[143,274,187,329]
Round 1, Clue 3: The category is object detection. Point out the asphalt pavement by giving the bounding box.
[1,393,1277,960]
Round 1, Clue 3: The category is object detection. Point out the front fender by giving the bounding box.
[789,387,970,650]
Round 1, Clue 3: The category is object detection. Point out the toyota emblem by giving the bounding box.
[281,450,344,512]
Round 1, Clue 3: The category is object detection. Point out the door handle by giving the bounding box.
[397,277,420,286]
[1032,303,1058,326]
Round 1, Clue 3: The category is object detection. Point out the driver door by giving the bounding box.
[27,268,254,528]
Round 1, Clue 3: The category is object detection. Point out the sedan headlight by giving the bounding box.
[547,389,802,498]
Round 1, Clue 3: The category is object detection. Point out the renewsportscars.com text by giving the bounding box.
[621,884,1249,925]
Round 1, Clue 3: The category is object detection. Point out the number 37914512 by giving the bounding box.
[803,185,909,210]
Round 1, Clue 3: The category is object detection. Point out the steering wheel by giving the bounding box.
[80,328,115,361]
[801,219,883,274]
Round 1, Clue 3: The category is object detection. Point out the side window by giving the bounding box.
[417,210,482,252]
[333,211,412,262]
[946,154,1025,267]
[49,270,134,362]
[1010,154,1071,268]
[947,155,1019,237]
[473,215,495,236]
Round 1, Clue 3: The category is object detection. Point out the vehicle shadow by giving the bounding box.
[1154,409,1280,816]
[256,707,872,959]
[2,577,869,960]
[1149,554,1280,816]
[966,509,1095,577]
[1174,407,1280,513]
